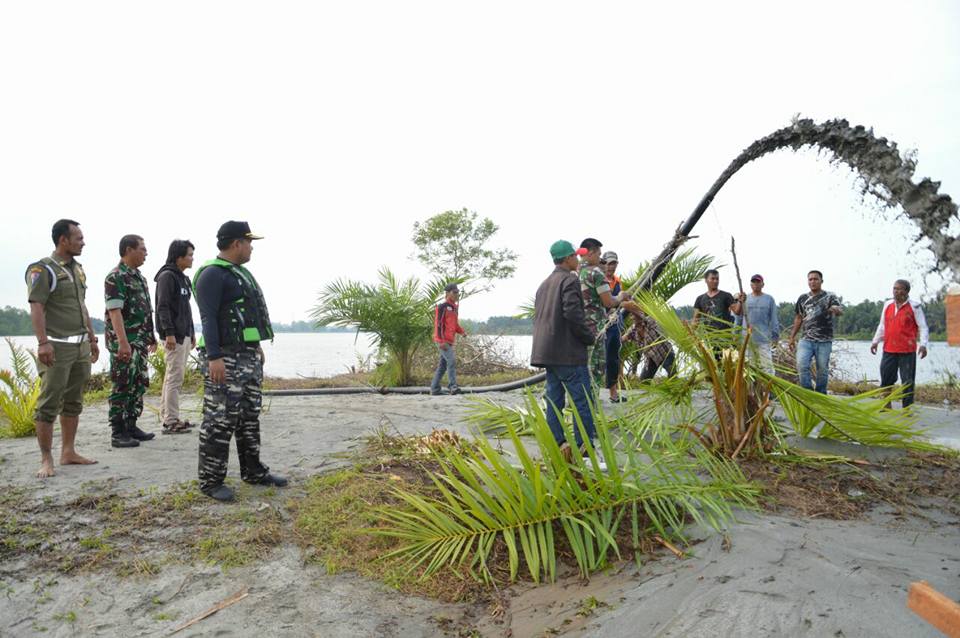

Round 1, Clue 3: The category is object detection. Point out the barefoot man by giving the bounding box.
[26,219,100,478]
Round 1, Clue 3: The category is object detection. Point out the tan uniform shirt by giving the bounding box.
[26,253,90,338]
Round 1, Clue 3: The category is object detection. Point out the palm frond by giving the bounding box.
[621,249,716,302]
[376,399,758,583]
[767,377,938,451]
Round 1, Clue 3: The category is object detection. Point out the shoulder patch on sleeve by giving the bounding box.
[26,265,44,286]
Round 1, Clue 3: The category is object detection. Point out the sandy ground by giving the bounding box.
[0,393,958,637]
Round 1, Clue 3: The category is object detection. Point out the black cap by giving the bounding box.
[217,221,263,241]
[444,283,460,293]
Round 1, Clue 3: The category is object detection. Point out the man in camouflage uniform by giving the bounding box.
[194,221,286,502]
[27,219,101,478]
[578,238,629,391]
[104,234,157,447]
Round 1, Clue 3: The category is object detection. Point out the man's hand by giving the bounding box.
[38,342,55,366]
[90,341,100,364]
[191,336,197,349]
[919,346,928,359]
[165,336,177,351]
[737,292,747,302]
[209,358,226,384]
[147,343,157,354]
[258,346,266,365]
[788,338,796,352]
[870,343,878,355]
[439,342,450,351]
[117,340,132,362]
[828,305,842,316]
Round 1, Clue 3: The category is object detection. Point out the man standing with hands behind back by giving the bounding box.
[26,219,100,478]
[194,221,286,502]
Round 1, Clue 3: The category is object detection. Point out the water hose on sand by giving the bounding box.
[263,371,547,396]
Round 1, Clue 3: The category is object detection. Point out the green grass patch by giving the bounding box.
[289,434,492,602]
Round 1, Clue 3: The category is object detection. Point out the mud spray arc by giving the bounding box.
[270,117,960,397]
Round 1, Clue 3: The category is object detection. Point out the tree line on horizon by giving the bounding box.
[1,296,950,340]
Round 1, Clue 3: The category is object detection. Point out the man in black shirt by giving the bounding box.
[788,270,843,393]
[692,269,743,332]
[194,221,286,502]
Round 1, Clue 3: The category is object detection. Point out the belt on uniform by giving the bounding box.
[47,334,88,344]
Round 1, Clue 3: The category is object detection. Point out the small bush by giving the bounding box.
[0,338,40,438]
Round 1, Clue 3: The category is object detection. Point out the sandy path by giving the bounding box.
[0,393,957,637]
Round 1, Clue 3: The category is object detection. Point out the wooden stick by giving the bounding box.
[730,236,749,330]
[169,587,250,635]
[653,535,685,559]
[907,580,960,637]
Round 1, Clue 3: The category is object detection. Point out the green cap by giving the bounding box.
[550,240,587,261]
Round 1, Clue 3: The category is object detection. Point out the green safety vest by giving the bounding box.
[193,258,274,349]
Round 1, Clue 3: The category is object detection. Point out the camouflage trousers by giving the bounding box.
[108,344,149,423]
[198,346,269,492]
[587,343,606,391]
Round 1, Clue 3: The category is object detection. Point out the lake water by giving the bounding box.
[1,333,957,384]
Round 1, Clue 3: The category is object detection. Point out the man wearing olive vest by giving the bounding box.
[26,219,100,478]
[194,221,287,502]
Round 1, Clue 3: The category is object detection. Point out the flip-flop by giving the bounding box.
[162,422,192,434]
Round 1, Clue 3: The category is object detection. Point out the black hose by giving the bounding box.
[263,371,547,396]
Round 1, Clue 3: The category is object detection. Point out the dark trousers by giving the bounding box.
[880,351,917,408]
[604,325,621,389]
[640,350,677,381]
[544,365,596,447]
[198,347,270,492]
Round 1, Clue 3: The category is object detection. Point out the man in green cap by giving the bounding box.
[26,219,100,478]
[531,240,597,451]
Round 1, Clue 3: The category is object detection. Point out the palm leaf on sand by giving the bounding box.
[377,399,758,583]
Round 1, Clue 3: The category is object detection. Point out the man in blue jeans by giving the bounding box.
[430,283,466,395]
[788,270,843,393]
[530,240,597,451]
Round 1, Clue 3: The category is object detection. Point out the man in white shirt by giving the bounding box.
[870,279,929,408]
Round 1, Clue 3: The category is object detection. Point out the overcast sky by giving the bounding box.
[2,1,958,325]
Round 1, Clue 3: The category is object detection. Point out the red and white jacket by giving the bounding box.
[871,298,929,353]
[433,301,466,345]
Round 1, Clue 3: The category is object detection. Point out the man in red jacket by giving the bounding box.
[430,283,467,395]
[870,279,929,408]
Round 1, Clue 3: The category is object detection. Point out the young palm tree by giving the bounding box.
[311,269,450,386]
[0,338,41,438]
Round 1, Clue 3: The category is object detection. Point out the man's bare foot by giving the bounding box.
[60,451,98,466]
[37,455,55,478]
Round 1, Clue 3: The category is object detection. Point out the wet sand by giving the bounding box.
[0,393,957,637]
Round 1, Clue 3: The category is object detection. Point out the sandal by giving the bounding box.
[162,421,192,434]
[178,420,196,429]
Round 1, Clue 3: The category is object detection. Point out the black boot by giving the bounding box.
[111,419,139,448]
[127,418,155,442]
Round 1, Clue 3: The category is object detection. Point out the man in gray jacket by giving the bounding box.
[531,240,596,449]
